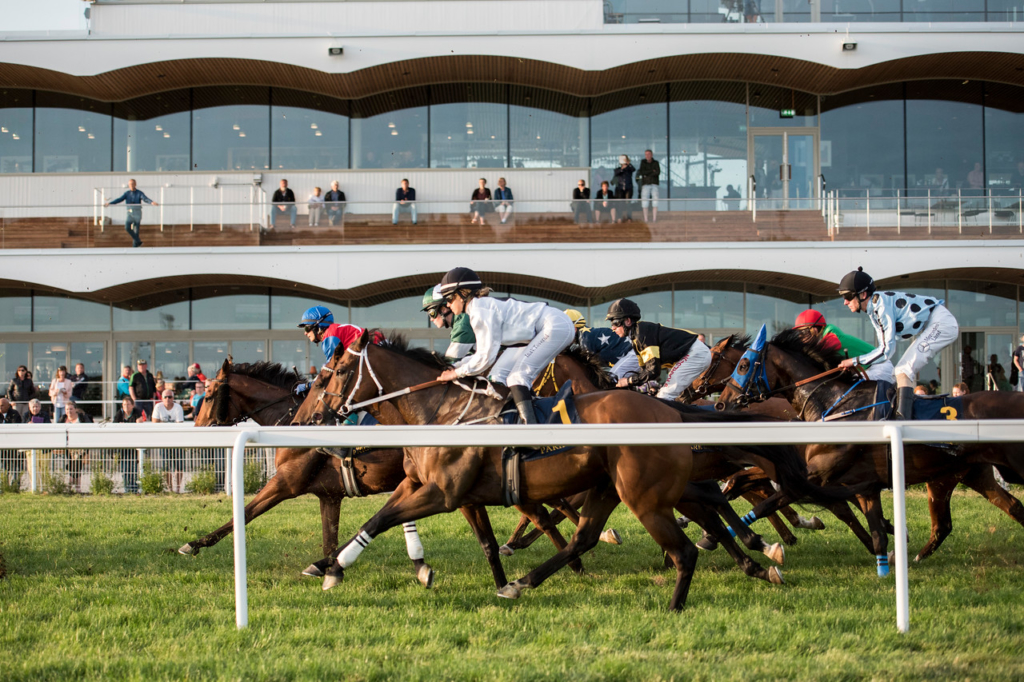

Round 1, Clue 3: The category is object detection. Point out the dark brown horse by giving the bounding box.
[296,332,857,609]
[703,331,1024,564]
[184,360,435,586]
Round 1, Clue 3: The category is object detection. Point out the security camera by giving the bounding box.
[842,42,857,51]
[328,47,344,56]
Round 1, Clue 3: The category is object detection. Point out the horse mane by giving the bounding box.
[229,362,302,390]
[214,383,231,424]
[563,345,619,390]
[375,331,450,370]
[769,328,845,371]
[726,334,751,351]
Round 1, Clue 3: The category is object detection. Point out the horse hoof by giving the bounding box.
[498,545,514,557]
[302,563,325,578]
[807,516,826,530]
[322,566,344,591]
[768,566,785,585]
[600,529,622,545]
[695,536,718,552]
[417,564,435,589]
[763,542,785,565]
[496,581,522,600]
[676,516,690,529]
[178,543,198,556]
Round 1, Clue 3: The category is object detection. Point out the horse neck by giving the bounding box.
[230,375,292,426]
[559,357,600,394]
[768,345,857,420]
[363,345,468,426]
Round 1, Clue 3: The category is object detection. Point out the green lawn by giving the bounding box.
[2,489,1023,681]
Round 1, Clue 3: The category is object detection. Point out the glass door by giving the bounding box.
[750,129,819,209]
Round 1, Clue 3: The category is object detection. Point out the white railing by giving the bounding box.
[4,420,1024,632]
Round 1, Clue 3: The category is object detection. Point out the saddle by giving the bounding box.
[500,381,581,507]
[318,411,380,498]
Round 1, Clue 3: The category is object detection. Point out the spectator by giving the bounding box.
[572,180,592,225]
[154,379,166,401]
[325,181,347,226]
[494,177,514,225]
[986,354,1010,391]
[6,364,36,412]
[470,178,492,226]
[594,181,616,223]
[0,397,22,424]
[153,389,186,492]
[308,186,325,226]
[928,379,941,395]
[23,398,50,424]
[104,178,158,248]
[181,364,203,394]
[933,167,950,197]
[113,396,143,493]
[744,0,760,22]
[152,389,184,424]
[188,379,209,420]
[636,149,661,223]
[116,365,132,400]
[961,345,981,392]
[272,179,297,228]
[1013,335,1024,392]
[952,382,970,397]
[71,362,89,402]
[49,365,73,423]
[60,401,93,492]
[696,333,706,344]
[914,385,929,396]
[129,359,157,418]
[612,155,635,222]
[191,363,207,382]
[967,162,984,191]
[392,179,417,225]
[724,184,742,210]
[59,401,93,425]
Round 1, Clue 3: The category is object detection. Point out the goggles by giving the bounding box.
[608,318,626,328]
[426,307,443,319]
[841,292,858,302]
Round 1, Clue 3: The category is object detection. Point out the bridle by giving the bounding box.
[690,345,728,400]
[213,381,302,426]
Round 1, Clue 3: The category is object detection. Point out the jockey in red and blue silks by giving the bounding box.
[295,306,385,395]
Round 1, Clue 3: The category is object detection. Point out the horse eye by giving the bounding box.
[738,360,750,375]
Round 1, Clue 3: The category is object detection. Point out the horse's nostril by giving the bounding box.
[714,402,726,412]
[313,412,324,424]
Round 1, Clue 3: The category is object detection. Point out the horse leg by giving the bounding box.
[498,486,621,600]
[826,500,878,556]
[947,465,1024,558]
[460,505,507,589]
[677,502,780,584]
[741,489,799,547]
[857,492,892,577]
[913,474,960,563]
[301,495,345,578]
[635,507,701,611]
[179,464,301,556]
[515,502,585,575]
[778,505,826,531]
[503,493,621,554]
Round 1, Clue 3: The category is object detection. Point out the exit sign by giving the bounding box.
[780,108,796,119]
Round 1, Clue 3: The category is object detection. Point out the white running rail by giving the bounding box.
[4,420,1024,632]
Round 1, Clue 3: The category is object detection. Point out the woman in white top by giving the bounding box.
[48,365,74,423]
[435,267,575,424]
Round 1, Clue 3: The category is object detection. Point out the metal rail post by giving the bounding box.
[224,447,232,497]
[159,187,165,232]
[190,187,194,232]
[883,423,910,633]
[29,449,38,493]
[865,190,870,235]
[232,430,257,629]
[896,189,901,235]
[957,189,962,234]
[138,448,145,490]
[988,191,993,234]
[927,190,932,234]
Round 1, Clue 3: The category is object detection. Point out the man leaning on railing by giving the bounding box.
[105,179,158,248]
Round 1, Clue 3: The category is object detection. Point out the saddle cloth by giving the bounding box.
[501,381,580,462]
[870,382,964,421]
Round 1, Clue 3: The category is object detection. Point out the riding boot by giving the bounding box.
[510,385,537,425]
[896,386,915,421]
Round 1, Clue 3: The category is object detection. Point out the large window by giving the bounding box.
[903,0,985,21]
[820,84,905,196]
[669,82,747,202]
[676,285,744,330]
[431,84,507,169]
[0,289,31,332]
[113,90,191,172]
[35,93,111,173]
[745,286,808,337]
[749,85,816,128]
[906,81,984,196]
[271,89,349,170]
[192,87,270,171]
[354,295,426,330]
[351,88,428,169]
[0,89,32,173]
[590,87,668,194]
[191,287,269,330]
[510,87,588,169]
[33,295,111,332]
[983,83,1024,196]
[113,292,190,331]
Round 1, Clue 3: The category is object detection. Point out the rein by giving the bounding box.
[230,392,299,426]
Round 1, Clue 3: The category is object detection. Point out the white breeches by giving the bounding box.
[499,310,577,388]
[893,304,958,382]
[656,340,712,401]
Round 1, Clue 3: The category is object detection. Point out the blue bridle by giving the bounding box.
[727,324,772,405]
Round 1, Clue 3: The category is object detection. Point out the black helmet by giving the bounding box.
[606,298,642,322]
[438,267,484,297]
[838,267,876,298]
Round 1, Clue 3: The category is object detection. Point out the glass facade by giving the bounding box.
[192,87,270,172]
[509,87,588,169]
[35,93,112,173]
[820,84,905,196]
[352,88,428,169]
[905,81,984,196]
[430,84,507,169]
[0,89,33,173]
[113,90,191,173]
[590,86,668,194]
[271,89,349,171]
[606,0,1004,22]
[670,83,747,202]
[191,287,270,331]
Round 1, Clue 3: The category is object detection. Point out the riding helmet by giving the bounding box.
[297,305,334,328]
[837,267,876,297]
[421,286,445,313]
[564,309,587,329]
[605,298,642,322]
[437,267,484,297]
[794,309,827,329]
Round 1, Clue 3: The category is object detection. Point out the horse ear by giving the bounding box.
[221,357,232,374]
[715,336,732,351]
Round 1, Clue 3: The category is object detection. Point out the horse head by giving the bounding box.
[715,325,774,411]
[687,335,744,402]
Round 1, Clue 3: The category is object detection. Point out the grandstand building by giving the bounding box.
[2,0,1024,410]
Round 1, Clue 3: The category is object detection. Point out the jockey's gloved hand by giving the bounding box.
[294,382,309,396]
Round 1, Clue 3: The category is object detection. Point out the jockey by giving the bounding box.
[837,267,958,419]
[422,286,475,361]
[295,305,385,395]
[435,267,576,425]
[606,298,711,401]
[565,308,640,381]
[793,309,896,384]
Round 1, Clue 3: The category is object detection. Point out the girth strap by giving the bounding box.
[502,447,521,507]
[340,449,364,498]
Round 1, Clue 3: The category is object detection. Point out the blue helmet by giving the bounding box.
[298,305,334,329]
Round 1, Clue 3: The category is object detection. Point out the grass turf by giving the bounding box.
[1,489,1023,681]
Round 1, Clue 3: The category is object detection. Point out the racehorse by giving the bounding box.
[701,330,1024,565]
[296,331,858,609]
[184,360,437,587]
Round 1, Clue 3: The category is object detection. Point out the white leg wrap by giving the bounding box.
[403,522,425,561]
[337,530,373,568]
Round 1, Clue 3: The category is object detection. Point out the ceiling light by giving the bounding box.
[233,124,240,131]
[621,135,626,139]
[78,126,86,132]
[447,136,451,140]
[315,131,322,136]
[239,132,246,137]
[391,130,398,136]
[163,133,170,138]
[87,134,95,139]
[388,122,395,128]
[12,134,19,140]
[537,135,541,140]
[311,123,318,129]
[491,135,495,139]
[466,122,473,128]
[467,130,473,134]
[1,127,7,133]
[155,125,163,131]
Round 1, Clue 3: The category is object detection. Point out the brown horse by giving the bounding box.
[296,332,857,609]
[184,360,435,586]
[703,331,1024,565]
